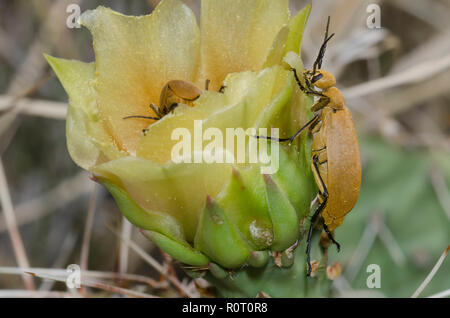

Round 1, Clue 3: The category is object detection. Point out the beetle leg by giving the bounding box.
[310,118,322,134]
[306,195,327,276]
[312,146,327,153]
[253,114,319,143]
[286,115,319,142]
[205,79,211,91]
[306,156,330,276]
[168,103,179,114]
[305,78,326,97]
[322,223,341,252]
[219,85,226,93]
[292,68,325,98]
[149,103,162,119]
[311,96,331,112]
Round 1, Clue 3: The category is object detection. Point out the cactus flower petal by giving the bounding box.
[44,55,125,169]
[80,0,201,153]
[199,0,290,90]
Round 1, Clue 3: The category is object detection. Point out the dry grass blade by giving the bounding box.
[79,184,98,294]
[0,71,52,113]
[25,270,158,298]
[0,172,90,233]
[0,95,67,119]
[0,290,75,298]
[377,222,407,267]
[119,218,133,274]
[345,212,382,281]
[0,159,35,290]
[429,165,450,221]
[80,185,98,271]
[109,227,198,298]
[428,289,450,299]
[0,267,165,289]
[343,53,450,99]
[411,246,450,298]
[39,232,79,292]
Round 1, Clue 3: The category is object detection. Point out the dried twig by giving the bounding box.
[25,270,158,298]
[0,290,75,298]
[0,159,35,290]
[79,184,98,294]
[109,227,198,298]
[0,172,90,233]
[38,232,79,292]
[412,246,450,298]
[428,289,450,299]
[119,218,133,275]
[0,95,67,119]
[429,165,450,221]
[345,212,382,282]
[0,267,166,289]
[377,222,407,267]
[343,54,450,99]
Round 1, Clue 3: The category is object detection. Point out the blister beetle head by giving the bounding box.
[305,69,336,90]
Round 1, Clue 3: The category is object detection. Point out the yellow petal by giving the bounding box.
[263,26,289,68]
[264,2,311,68]
[138,66,290,164]
[66,104,102,170]
[136,70,259,163]
[92,157,232,241]
[44,55,97,117]
[45,55,124,169]
[203,66,289,131]
[80,0,200,154]
[137,91,227,163]
[200,0,289,90]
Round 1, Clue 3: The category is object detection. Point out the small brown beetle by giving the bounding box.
[124,80,203,123]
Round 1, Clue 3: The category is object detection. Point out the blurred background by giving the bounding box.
[0,0,448,298]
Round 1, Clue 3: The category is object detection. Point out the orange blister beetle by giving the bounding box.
[258,17,361,276]
[124,80,203,123]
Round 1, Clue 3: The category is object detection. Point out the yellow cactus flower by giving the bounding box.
[46,0,316,277]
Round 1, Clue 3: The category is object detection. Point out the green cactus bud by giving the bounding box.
[208,263,229,280]
[247,251,270,268]
[216,167,272,250]
[264,174,300,251]
[141,230,209,267]
[195,196,251,269]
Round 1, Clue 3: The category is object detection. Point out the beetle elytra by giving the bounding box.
[123,80,211,135]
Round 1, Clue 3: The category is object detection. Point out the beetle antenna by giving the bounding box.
[312,16,334,74]
[123,115,159,121]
